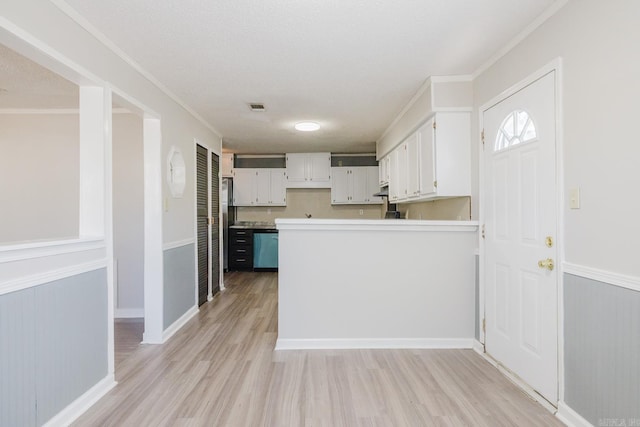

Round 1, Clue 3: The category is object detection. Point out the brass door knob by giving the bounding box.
[538,258,554,271]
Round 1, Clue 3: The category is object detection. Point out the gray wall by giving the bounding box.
[0,269,108,426]
[475,254,479,341]
[564,274,640,424]
[163,244,196,329]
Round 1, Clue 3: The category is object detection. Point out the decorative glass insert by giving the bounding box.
[495,110,537,151]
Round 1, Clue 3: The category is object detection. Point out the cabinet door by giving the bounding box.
[379,155,390,186]
[418,118,437,196]
[350,167,369,203]
[285,154,307,183]
[330,167,350,203]
[232,169,256,206]
[406,133,420,197]
[366,166,384,204]
[269,169,287,205]
[221,153,234,177]
[255,169,271,205]
[388,148,401,202]
[308,153,331,183]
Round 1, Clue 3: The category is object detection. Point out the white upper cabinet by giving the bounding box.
[286,153,331,188]
[221,152,234,177]
[232,168,257,206]
[331,166,383,205]
[378,155,390,186]
[387,112,470,203]
[233,168,286,206]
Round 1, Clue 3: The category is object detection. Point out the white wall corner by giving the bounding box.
[41,375,116,427]
[160,305,199,344]
[556,401,593,427]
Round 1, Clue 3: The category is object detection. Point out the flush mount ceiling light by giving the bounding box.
[294,121,320,132]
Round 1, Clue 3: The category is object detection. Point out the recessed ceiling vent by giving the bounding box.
[248,103,265,112]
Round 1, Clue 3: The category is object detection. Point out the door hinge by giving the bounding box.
[482,318,486,333]
[481,129,485,148]
[433,120,436,130]
[481,224,485,239]
[433,180,437,188]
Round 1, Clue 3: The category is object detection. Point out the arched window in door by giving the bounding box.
[494,109,537,151]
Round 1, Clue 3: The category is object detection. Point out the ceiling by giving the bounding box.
[3,1,559,153]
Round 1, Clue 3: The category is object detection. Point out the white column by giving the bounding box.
[142,116,164,343]
[79,87,106,238]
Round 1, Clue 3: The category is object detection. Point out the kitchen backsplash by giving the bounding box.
[400,196,471,220]
[235,188,384,223]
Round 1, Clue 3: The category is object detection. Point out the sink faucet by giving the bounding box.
[305,213,312,218]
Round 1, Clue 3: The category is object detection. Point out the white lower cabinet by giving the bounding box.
[331,166,383,204]
[233,168,286,206]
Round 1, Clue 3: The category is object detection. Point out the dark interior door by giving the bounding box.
[196,144,208,306]
[210,153,220,296]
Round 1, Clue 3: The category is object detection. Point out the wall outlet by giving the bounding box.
[267,208,271,214]
[359,209,364,216]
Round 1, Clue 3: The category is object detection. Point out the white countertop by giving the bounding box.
[275,218,479,232]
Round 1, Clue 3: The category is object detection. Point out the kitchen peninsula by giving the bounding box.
[275,218,479,350]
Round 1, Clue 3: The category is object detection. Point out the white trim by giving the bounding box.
[115,308,144,318]
[42,375,116,427]
[159,305,198,344]
[163,238,195,251]
[275,338,474,350]
[50,0,222,139]
[563,262,640,293]
[276,219,479,232]
[556,401,592,427]
[0,259,107,296]
[472,339,484,355]
[430,75,474,83]
[471,0,569,79]
[0,238,105,263]
[0,108,80,114]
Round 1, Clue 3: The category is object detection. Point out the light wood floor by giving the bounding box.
[75,272,563,427]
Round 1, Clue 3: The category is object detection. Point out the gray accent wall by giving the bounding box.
[475,254,479,341]
[164,244,196,329]
[0,268,108,426]
[564,274,640,424]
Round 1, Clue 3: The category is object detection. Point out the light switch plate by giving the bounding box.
[569,187,580,209]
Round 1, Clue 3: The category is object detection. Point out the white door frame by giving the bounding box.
[478,58,565,402]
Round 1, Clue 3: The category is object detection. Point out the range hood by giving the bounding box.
[372,186,389,197]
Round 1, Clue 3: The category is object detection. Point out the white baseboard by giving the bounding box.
[472,339,485,355]
[114,307,144,318]
[556,401,592,427]
[275,337,474,350]
[161,305,198,343]
[42,375,116,427]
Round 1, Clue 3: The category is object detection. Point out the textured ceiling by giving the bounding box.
[0,44,79,109]
[9,1,559,153]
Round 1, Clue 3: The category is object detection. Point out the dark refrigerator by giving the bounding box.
[221,177,235,271]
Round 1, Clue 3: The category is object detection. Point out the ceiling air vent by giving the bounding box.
[248,103,265,112]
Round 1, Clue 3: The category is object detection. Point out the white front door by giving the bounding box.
[483,71,558,403]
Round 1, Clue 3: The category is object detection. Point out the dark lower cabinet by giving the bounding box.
[228,229,254,271]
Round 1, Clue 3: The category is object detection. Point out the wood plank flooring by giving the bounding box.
[75,272,563,426]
